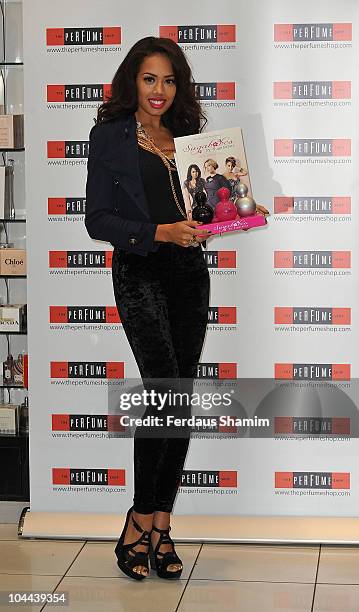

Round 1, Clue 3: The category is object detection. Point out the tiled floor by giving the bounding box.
[1,523,359,611]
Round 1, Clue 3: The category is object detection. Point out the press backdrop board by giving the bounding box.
[22,0,359,537]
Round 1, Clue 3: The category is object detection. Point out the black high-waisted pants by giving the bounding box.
[112,243,210,514]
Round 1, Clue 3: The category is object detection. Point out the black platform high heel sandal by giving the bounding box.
[149,524,183,579]
[114,507,150,580]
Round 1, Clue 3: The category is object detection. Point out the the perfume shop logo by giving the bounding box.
[203,251,236,270]
[273,81,351,100]
[159,25,236,45]
[275,472,350,490]
[52,414,125,433]
[49,251,112,268]
[46,27,121,46]
[196,363,237,379]
[274,23,352,42]
[190,417,237,435]
[274,307,351,326]
[274,251,351,269]
[47,83,111,103]
[274,197,351,215]
[275,363,351,381]
[181,470,237,487]
[48,198,86,215]
[275,417,350,436]
[50,361,124,379]
[47,141,89,159]
[208,307,237,325]
[52,468,126,486]
[50,306,120,324]
[194,82,235,100]
[274,139,351,157]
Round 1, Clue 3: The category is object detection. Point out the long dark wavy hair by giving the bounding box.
[97,36,206,136]
[186,164,202,181]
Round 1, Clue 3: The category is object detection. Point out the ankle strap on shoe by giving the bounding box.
[152,525,171,534]
[131,514,149,536]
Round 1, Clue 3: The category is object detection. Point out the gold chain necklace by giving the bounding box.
[136,121,187,219]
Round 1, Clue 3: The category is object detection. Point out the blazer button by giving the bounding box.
[129,237,138,245]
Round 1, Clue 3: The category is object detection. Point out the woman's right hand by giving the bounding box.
[155,220,211,247]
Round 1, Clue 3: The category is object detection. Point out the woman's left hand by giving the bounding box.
[256,204,270,216]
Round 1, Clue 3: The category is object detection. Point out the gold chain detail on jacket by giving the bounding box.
[136,121,187,219]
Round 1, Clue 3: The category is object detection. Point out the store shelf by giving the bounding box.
[0,148,25,152]
[0,331,27,335]
[0,62,23,66]
[0,432,28,439]
[0,275,26,278]
[0,381,25,388]
[0,218,26,223]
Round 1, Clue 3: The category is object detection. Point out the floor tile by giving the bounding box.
[313,584,359,611]
[318,546,359,584]
[0,524,19,540]
[68,542,200,580]
[0,540,84,575]
[54,575,185,612]
[192,544,319,582]
[178,580,314,612]
[0,574,62,611]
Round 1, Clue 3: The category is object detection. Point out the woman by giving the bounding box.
[203,159,231,209]
[182,164,206,216]
[85,37,211,581]
[222,156,248,202]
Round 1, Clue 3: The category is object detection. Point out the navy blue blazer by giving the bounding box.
[85,113,160,256]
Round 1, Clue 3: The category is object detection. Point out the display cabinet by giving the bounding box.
[0,0,28,502]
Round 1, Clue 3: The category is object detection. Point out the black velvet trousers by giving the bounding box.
[112,243,210,514]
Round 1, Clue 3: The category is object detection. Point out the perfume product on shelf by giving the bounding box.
[0,403,20,435]
[3,353,14,385]
[19,396,29,435]
[0,167,4,217]
[0,115,24,149]
[13,353,25,385]
[0,304,27,332]
[5,159,15,219]
[0,247,26,275]
[23,353,28,389]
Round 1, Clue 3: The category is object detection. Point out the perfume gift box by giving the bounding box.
[0,247,26,275]
[0,115,24,149]
[0,304,27,332]
[0,403,20,435]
